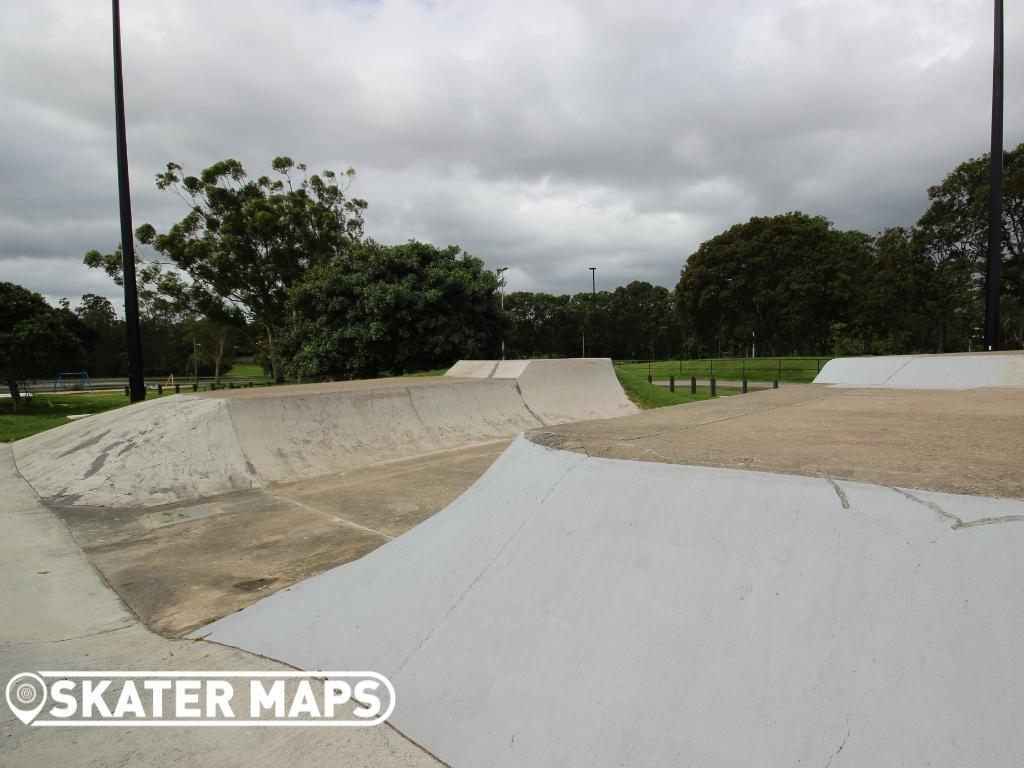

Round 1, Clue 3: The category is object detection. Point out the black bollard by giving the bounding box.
[773,379,779,389]
[175,383,180,394]
[742,378,748,394]
[710,377,717,397]
[124,385,129,397]
[192,383,198,392]
[690,375,696,394]
[647,375,653,384]
[669,375,675,392]
[157,384,163,395]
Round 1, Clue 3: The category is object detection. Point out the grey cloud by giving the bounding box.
[1,0,1021,306]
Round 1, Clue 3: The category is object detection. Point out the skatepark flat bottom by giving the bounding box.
[52,440,507,636]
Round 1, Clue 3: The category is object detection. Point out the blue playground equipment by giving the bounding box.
[53,371,93,392]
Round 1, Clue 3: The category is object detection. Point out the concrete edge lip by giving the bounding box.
[815,350,1024,388]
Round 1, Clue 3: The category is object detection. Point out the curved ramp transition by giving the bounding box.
[13,358,635,508]
[815,350,1024,388]
[196,435,1024,767]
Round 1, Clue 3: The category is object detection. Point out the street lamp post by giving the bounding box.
[111,0,145,402]
[984,0,1004,351]
[496,266,509,360]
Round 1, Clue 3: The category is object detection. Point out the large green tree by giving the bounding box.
[0,283,83,411]
[915,142,1023,348]
[128,157,366,381]
[675,213,871,357]
[282,240,502,379]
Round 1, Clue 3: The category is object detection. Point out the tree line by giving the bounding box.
[2,144,1021,409]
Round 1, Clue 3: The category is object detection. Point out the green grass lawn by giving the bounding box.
[222,362,269,379]
[615,366,741,409]
[0,390,176,443]
[617,356,830,385]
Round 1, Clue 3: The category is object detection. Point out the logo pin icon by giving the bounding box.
[5,673,48,725]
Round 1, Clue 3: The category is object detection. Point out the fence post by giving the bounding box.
[710,377,717,397]
[669,375,675,393]
[690,375,696,394]
[710,359,713,379]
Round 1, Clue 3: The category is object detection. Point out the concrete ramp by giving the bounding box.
[195,436,1024,767]
[815,351,1024,388]
[13,359,636,507]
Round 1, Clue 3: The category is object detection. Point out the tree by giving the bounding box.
[675,213,871,357]
[915,143,1024,348]
[0,283,83,412]
[282,240,502,379]
[132,157,367,381]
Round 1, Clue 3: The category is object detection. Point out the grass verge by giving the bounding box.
[616,357,830,385]
[615,367,739,409]
[0,390,175,443]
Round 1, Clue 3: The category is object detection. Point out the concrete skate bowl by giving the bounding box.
[195,353,1024,766]
[814,350,1024,388]
[13,358,635,509]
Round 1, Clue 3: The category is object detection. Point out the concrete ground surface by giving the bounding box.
[197,435,1024,767]
[6,353,1024,766]
[533,384,1024,498]
[54,441,506,636]
[0,446,442,768]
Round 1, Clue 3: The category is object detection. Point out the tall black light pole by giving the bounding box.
[112,0,145,401]
[496,266,508,360]
[589,266,596,295]
[984,0,1004,351]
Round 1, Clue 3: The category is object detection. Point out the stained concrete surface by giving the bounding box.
[0,445,441,768]
[197,436,1024,767]
[14,358,635,508]
[531,384,1024,499]
[54,441,507,637]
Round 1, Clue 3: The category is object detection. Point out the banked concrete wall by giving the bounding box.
[814,351,1024,388]
[13,358,636,508]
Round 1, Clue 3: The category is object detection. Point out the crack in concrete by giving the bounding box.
[824,477,851,509]
[8,621,135,645]
[890,487,1024,530]
[823,727,851,767]
[393,456,582,676]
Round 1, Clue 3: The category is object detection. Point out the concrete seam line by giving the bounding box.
[273,495,394,540]
[878,355,917,386]
[221,397,264,488]
[513,380,546,426]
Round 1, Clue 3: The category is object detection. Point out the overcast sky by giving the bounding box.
[2,0,1022,309]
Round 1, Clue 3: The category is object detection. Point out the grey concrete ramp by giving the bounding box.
[11,395,260,507]
[445,357,637,422]
[195,436,1024,767]
[13,359,636,507]
[816,350,1024,388]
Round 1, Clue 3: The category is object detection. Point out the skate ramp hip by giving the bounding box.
[815,350,1024,388]
[195,435,1024,767]
[13,359,635,507]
